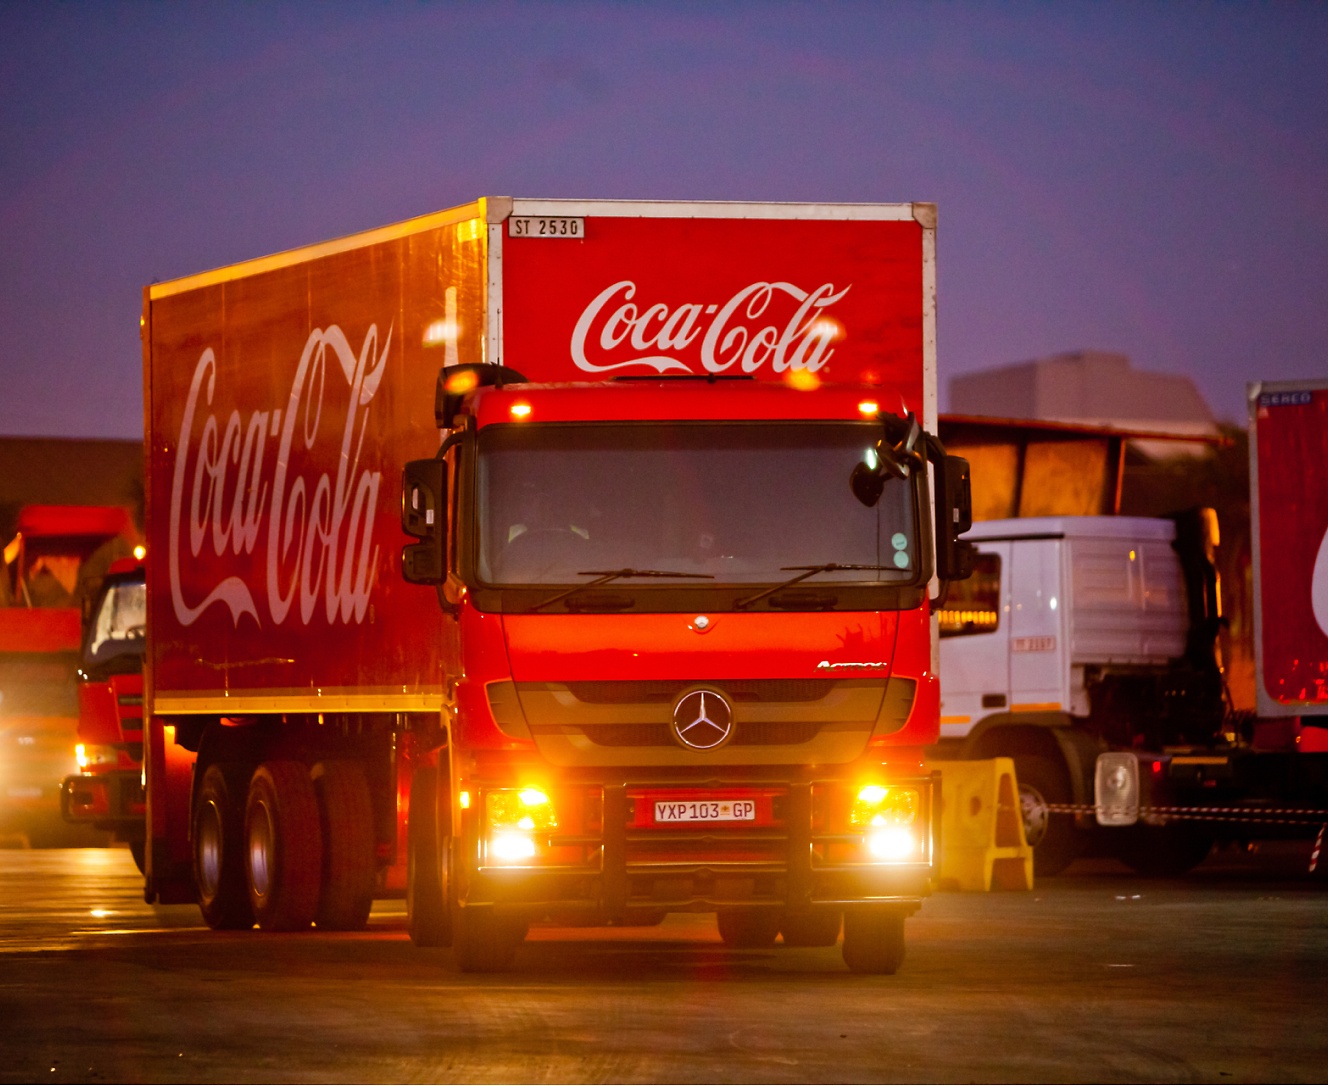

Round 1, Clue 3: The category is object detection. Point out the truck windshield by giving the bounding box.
[84,577,146,670]
[476,422,919,587]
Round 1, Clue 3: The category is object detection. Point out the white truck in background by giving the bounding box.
[935,512,1227,874]
[937,380,1328,875]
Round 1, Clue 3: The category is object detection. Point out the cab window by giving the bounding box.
[938,552,1000,637]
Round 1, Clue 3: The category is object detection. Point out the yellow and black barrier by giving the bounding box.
[928,758,1034,892]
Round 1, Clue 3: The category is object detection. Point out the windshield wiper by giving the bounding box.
[733,564,899,610]
[528,568,715,613]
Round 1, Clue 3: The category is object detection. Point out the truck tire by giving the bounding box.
[453,906,524,973]
[717,908,782,948]
[192,762,254,930]
[311,761,375,931]
[245,760,322,932]
[841,907,906,974]
[1116,824,1214,877]
[1014,754,1083,876]
[129,837,147,876]
[779,908,842,947]
[407,765,452,947]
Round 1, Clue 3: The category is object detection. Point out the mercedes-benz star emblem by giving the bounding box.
[671,689,734,751]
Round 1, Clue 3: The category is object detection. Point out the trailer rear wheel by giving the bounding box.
[779,908,842,947]
[245,761,322,931]
[312,761,375,931]
[841,908,906,974]
[407,765,452,947]
[453,907,524,973]
[1014,755,1083,876]
[1116,824,1214,876]
[193,762,254,930]
[717,908,782,948]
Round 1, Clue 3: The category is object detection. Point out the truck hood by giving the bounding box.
[500,610,897,682]
[495,611,906,768]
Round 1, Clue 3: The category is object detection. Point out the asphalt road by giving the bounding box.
[0,846,1325,1084]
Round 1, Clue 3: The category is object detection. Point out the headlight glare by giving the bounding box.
[487,787,558,832]
[850,784,918,828]
[866,826,917,860]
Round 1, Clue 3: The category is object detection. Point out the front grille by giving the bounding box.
[580,720,822,747]
[565,679,834,704]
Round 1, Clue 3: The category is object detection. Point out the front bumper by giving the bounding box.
[458,771,938,917]
[60,769,145,829]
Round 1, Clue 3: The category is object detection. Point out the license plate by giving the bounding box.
[654,799,756,823]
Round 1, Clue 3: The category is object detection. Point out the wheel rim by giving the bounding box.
[196,800,224,898]
[1019,783,1050,847]
[248,800,276,902]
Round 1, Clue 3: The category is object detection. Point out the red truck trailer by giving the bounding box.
[140,198,973,972]
[1091,379,1328,859]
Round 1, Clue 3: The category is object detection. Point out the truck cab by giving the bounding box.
[937,514,1224,872]
[62,557,147,868]
[1,505,137,847]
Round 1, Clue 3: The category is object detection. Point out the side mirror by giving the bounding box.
[401,458,447,584]
[849,412,925,507]
[934,454,975,581]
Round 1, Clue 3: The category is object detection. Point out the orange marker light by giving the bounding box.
[858,400,880,417]
[510,402,532,420]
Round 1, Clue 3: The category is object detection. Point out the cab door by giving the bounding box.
[937,544,1010,739]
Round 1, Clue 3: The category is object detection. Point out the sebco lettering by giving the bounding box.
[570,279,850,375]
[168,325,388,629]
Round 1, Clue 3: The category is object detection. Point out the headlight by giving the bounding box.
[76,743,119,770]
[485,787,558,864]
[850,784,918,828]
[851,785,920,860]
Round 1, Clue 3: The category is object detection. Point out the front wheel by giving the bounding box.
[407,766,452,947]
[841,908,906,974]
[1014,754,1084,876]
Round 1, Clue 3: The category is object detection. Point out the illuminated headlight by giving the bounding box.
[865,826,917,859]
[850,784,918,828]
[851,785,920,860]
[485,788,558,864]
[76,744,118,770]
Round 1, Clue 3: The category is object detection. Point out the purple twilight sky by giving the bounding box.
[2,1,1325,438]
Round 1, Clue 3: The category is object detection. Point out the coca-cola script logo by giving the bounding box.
[168,324,388,629]
[570,279,851,375]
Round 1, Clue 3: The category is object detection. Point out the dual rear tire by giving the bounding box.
[192,758,375,933]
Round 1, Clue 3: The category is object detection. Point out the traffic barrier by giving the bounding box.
[928,758,1034,892]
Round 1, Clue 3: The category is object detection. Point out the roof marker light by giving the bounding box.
[510,403,532,420]
[858,400,880,417]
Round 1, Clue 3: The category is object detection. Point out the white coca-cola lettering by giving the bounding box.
[168,324,387,629]
[570,279,851,375]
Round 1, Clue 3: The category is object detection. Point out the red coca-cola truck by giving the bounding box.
[61,556,147,868]
[140,198,973,972]
[2,504,137,847]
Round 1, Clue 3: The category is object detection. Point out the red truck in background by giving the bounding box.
[61,556,147,869]
[140,198,973,973]
[1,505,138,847]
[1091,379,1328,856]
